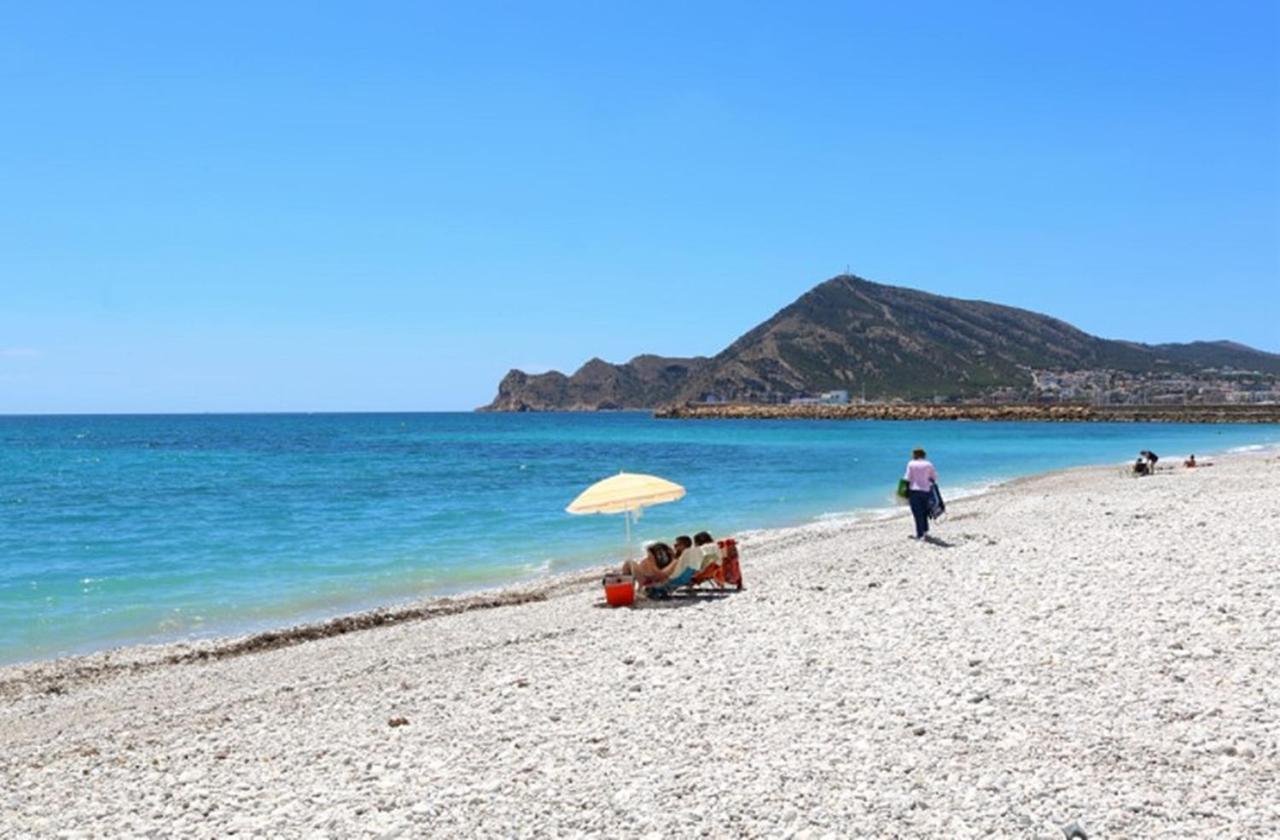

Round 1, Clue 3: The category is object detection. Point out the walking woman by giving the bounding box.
[904,447,938,540]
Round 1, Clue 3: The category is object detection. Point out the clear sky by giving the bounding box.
[2,2,1277,412]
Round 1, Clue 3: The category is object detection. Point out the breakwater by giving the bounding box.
[654,403,1280,423]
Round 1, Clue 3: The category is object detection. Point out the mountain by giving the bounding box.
[673,275,1280,402]
[1144,340,1280,373]
[482,355,710,411]
[481,274,1280,409]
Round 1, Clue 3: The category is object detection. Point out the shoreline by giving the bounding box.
[7,414,1279,672]
[0,445,1260,693]
[5,448,1277,835]
[3,442,1275,683]
[0,464,1037,693]
[0,575,593,701]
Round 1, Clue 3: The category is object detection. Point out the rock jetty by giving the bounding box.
[655,402,1280,423]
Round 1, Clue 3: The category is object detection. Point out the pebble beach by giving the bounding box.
[2,450,1277,838]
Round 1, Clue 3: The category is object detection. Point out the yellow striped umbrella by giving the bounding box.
[566,472,686,546]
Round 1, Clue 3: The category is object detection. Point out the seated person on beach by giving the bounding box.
[1185,454,1197,468]
[674,532,719,568]
[692,531,718,565]
[1133,457,1149,476]
[673,533,706,559]
[619,541,679,586]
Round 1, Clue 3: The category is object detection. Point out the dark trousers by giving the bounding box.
[908,490,931,538]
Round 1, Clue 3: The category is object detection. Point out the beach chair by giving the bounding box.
[642,564,698,599]
[687,538,743,591]
[644,538,744,598]
[688,543,725,588]
[718,538,743,590]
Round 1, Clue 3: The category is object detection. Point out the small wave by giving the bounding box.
[813,504,905,526]
[812,482,995,526]
[944,482,998,502]
[521,559,553,576]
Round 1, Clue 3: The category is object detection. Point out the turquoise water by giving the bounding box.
[1,412,1277,665]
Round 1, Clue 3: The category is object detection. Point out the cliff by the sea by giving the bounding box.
[481,273,1280,411]
[482,355,709,412]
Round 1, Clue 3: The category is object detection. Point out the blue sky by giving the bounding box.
[2,2,1277,412]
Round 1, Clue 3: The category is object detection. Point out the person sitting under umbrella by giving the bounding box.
[618,541,679,588]
[675,532,719,571]
[620,539,706,596]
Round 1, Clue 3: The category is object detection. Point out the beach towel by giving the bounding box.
[928,482,946,520]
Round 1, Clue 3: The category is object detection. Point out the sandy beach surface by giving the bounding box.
[3,451,1277,838]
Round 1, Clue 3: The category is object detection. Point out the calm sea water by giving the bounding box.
[1,412,1276,664]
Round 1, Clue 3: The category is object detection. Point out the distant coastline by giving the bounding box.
[654,402,1280,424]
[481,274,1280,413]
[5,412,1277,666]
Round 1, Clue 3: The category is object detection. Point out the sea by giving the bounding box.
[2,412,1277,666]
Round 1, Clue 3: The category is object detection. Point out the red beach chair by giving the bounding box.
[688,538,743,590]
[718,538,743,590]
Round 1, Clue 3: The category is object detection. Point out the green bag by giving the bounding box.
[896,478,910,499]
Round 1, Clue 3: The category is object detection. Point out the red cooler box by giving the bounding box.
[603,574,635,607]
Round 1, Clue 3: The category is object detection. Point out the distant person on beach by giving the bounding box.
[903,448,938,539]
[1185,454,1197,468]
[1140,450,1159,472]
[1133,457,1149,476]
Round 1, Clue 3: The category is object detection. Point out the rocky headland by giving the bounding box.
[482,355,709,412]
[482,273,1280,411]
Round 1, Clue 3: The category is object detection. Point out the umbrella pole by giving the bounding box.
[624,508,632,551]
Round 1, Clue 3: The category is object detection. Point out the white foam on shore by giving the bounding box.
[1226,443,1275,453]
[811,479,1000,527]
[813,504,901,524]
[520,558,554,576]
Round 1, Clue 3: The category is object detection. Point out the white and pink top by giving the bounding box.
[904,459,938,492]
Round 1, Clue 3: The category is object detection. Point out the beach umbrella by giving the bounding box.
[565,472,686,548]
